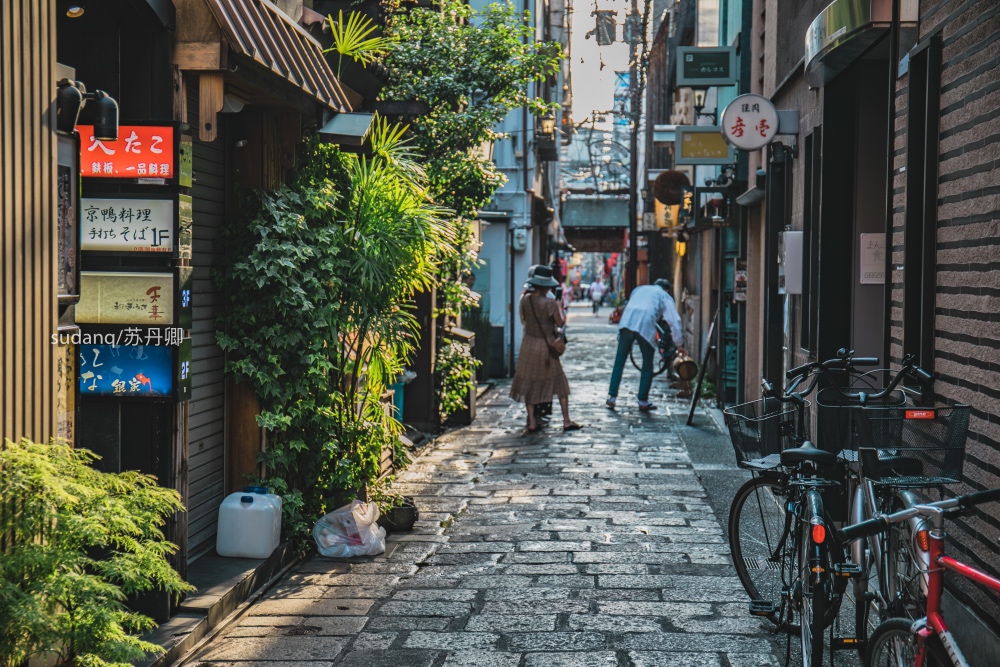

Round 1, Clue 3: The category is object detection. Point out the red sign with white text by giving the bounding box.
[78,125,175,179]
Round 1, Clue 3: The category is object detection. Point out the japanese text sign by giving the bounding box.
[721,94,779,151]
[76,271,175,325]
[674,127,735,165]
[677,47,737,87]
[860,233,885,284]
[81,198,174,253]
[78,344,174,397]
[78,125,175,179]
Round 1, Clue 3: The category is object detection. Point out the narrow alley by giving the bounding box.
[185,305,780,667]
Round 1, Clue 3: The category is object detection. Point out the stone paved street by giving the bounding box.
[186,305,782,667]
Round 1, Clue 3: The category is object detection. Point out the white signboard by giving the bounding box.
[81,197,174,253]
[860,233,885,284]
[720,94,779,151]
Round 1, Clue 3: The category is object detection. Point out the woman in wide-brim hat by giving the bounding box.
[509,265,582,432]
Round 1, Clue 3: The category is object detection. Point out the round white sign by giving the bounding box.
[720,94,779,151]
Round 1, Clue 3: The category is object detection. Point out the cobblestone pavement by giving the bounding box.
[187,304,786,667]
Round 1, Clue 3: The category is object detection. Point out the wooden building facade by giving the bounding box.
[1,0,59,445]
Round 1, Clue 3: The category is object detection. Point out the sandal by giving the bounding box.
[562,422,584,432]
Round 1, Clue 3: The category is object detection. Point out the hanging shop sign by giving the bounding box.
[81,197,175,253]
[674,126,735,165]
[734,260,748,302]
[78,124,176,181]
[78,343,174,397]
[76,271,175,325]
[57,133,80,304]
[721,94,780,151]
[676,46,737,87]
[679,186,733,228]
[859,233,885,284]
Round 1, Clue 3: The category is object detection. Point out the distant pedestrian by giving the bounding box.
[606,278,686,411]
[510,265,582,432]
[589,278,606,315]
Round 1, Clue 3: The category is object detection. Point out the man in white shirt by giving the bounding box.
[588,278,606,315]
[606,278,686,411]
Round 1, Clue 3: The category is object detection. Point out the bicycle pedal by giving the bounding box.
[834,562,863,576]
[748,600,776,616]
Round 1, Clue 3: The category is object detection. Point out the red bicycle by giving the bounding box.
[840,486,1000,666]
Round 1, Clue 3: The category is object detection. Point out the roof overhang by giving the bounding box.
[174,0,352,136]
[561,197,629,229]
[805,0,917,87]
[319,112,375,146]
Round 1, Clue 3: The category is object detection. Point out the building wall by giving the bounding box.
[890,0,1000,630]
[1,0,58,443]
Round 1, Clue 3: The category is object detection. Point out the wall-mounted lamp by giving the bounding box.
[640,187,649,202]
[234,139,249,148]
[66,4,85,18]
[539,114,556,136]
[691,88,715,123]
[56,79,119,140]
[536,113,558,162]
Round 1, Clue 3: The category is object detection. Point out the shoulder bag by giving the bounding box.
[528,296,567,358]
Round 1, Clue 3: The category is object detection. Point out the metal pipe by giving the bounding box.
[882,0,900,375]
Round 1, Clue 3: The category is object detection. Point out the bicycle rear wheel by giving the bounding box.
[729,476,789,625]
[799,524,830,667]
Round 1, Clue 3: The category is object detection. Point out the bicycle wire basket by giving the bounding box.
[816,386,906,458]
[724,397,808,470]
[854,404,970,487]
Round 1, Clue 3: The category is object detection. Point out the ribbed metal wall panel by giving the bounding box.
[185,82,227,562]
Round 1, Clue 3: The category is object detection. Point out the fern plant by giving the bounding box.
[0,439,192,667]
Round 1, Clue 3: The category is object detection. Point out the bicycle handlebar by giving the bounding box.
[765,352,933,405]
[786,356,879,381]
[838,487,1000,543]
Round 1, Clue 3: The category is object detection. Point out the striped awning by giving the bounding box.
[205,0,351,111]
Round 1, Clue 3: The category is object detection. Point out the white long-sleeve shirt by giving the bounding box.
[618,285,684,349]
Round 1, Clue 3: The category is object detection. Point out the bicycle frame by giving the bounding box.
[910,506,1000,667]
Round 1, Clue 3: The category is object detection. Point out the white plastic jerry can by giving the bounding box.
[216,486,282,558]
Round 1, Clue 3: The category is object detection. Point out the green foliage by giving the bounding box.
[325,10,391,76]
[216,117,454,540]
[0,439,191,667]
[382,0,561,217]
[437,339,481,420]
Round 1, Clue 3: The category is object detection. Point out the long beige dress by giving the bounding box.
[509,293,571,404]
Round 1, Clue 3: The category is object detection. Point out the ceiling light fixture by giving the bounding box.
[66,5,85,18]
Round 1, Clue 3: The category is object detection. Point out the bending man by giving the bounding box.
[606,278,686,411]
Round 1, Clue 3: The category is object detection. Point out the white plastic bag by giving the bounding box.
[312,499,386,558]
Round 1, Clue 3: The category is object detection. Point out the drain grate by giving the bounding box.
[743,557,782,571]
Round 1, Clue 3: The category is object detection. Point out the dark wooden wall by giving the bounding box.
[1,0,58,442]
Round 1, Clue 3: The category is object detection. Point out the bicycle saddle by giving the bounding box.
[781,440,838,467]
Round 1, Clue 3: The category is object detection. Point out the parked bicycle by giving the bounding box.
[724,351,952,664]
[840,486,1000,667]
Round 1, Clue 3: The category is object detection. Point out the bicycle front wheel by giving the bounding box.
[729,476,789,625]
[629,346,669,376]
[866,617,918,667]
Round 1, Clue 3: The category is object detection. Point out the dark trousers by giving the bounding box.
[608,328,655,401]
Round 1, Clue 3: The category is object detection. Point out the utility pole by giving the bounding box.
[626,0,651,294]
